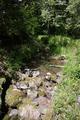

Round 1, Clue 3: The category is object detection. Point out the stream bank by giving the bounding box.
[0,55,66,120]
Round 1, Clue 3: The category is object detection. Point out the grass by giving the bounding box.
[52,37,80,120]
[37,35,80,120]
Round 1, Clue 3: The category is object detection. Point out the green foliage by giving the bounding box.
[0,0,80,40]
[48,35,72,54]
[37,35,73,55]
[1,43,38,70]
[40,0,80,36]
[53,39,80,120]
[0,0,40,44]
[37,35,49,45]
[65,0,80,36]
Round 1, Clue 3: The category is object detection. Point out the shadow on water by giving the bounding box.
[0,77,12,120]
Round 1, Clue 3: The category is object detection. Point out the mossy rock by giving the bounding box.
[5,85,24,107]
[3,114,19,120]
[3,114,10,120]
[38,87,46,96]
[18,97,36,109]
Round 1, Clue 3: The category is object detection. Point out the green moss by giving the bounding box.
[18,97,36,109]
[5,85,24,107]
[38,87,46,96]
[3,114,19,120]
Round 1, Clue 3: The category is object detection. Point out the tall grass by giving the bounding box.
[52,37,80,120]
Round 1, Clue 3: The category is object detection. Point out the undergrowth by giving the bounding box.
[53,38,80,120]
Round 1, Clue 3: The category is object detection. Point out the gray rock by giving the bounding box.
[44,81,52,88]
[56,72,61,78]
[35,78,43,88]
[29,81,37,90]
[38,105,48,115]
[33,96,50,107]
[32,70,40,77]
[27,89,38,99]
[33,97,50,115]
[19,105,40,120]
[45,87,54,99]
[16,71,28,81]
[9,109,18,117]
[56,72,62,83]
[16,82,28,90]
[45,72,51,81]
[25,69,33,77]
[24,68,30,76]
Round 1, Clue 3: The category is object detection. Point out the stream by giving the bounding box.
[0,55,66,120]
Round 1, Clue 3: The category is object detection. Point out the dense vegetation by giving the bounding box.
[52,37,80,120]
[0,0,80,41]
[0,0,80,120]
[0,0,80,69]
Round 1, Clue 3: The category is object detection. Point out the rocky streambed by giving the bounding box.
[0,55,66,120]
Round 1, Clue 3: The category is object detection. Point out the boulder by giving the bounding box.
[34,77,43,88]
[16,71,26,81]
[3,114,19,120]
[9,109,18,117]
[29,81,37,90]
[18,105,40,120]
[16,82,28,90]
[33,96,50,108]
[45,87,54,99]
[27,89,38,99]
[5,85,24,107]
[33,96,50,115]
[32,70,40,77]
[23,68,30,74]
